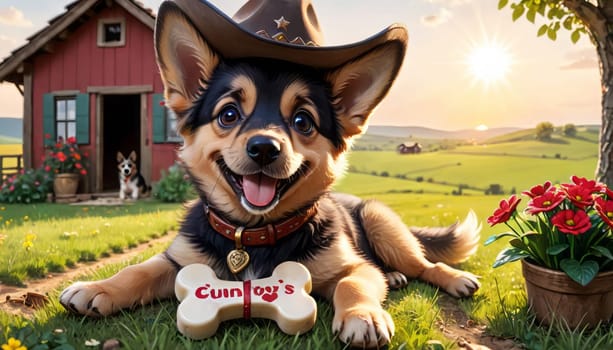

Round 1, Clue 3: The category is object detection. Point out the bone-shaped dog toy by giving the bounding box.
[175,261,317,340]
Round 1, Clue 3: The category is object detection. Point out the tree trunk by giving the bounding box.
[595,34,613,186]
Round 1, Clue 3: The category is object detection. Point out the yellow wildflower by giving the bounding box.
[1,337,27,350]
[23,232,36,251]
[22,240,33,250]
[23,216,29,222]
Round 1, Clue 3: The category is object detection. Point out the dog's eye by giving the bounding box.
[292,111,315,135]
[217,105,241,128]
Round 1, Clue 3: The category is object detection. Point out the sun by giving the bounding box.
[466,41,512,86]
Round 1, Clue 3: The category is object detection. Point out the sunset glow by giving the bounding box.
[475,124,489,131]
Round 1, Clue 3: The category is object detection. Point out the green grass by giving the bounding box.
[0,201,183,285]
[1,190,612,349]
[347,148,596,193]
[1,134,611,349]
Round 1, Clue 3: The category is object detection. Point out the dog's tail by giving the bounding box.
[410,210,481,265]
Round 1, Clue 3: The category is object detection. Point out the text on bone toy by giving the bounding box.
[194,279,296,319]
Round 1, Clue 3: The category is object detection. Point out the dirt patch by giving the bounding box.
[0,232,176,318]
[436,295,523,350]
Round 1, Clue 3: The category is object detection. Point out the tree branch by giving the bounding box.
[561,0,608,39]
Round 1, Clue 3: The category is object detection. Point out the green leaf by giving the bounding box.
[547,27,557,41]
[512,5,525,21]
[493,247,530,268]
[571,29,581,44]
[509,237,529,250]
[592,246,613,260]
[563,17,573,30]
[484,232,516,246]
[546,243,569,256]
[498,0,509,10]
[526,8,536,23]
[560,259,599,286]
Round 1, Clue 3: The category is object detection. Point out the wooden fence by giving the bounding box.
[0,154,24,180]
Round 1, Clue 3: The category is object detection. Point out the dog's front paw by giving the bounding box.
[60,282,119,317]
[445,271,480,298]
[332,306,395,348]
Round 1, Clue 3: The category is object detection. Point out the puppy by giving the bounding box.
[117,151,149,200]
[60,1,481,348]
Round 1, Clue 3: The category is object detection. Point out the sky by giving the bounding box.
[0,0,601,130]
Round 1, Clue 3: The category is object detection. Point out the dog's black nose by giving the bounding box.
[246,136,280,166]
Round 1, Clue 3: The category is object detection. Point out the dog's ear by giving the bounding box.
[155,8,220,114]
[326,42,405,138]
[129,151,137,162]
[117,152,125,162]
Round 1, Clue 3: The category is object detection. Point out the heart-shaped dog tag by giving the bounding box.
[227,249,250,274]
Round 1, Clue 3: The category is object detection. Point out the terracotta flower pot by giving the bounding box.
[521,259,613,328]
[53,173,79,198]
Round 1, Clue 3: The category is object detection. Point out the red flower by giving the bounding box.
[75,163,82,169]
[67,136,77,145]
[9,185,14,192]
[595,197,613,228]
[44,165,51,172]
[56,152,67,162]
[488,195,521,226]
[73,153,81,161]
[522,181,553,198]
[80,169,87,175]
[562,184,594,208]
[526,190,565,214]
[603,187,613,199]
[562,176,605,194]
[551,209,591,235]
[45,133,51,139]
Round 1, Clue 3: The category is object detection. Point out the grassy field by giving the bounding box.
[0,201,182,285]
[349,140,597,192]
[1,134,612,349]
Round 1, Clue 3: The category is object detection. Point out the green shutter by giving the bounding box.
[152,93,166,143]
[43,93,55,146]
[75,93,89,144]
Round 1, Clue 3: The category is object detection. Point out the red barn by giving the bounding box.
[0,0,179,193]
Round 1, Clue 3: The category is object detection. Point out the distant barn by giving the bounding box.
[0,0,179,193]
[397,142,422,154]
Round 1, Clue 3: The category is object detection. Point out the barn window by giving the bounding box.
[165,109,181,142]
[55,97,77,142]
[97,18,125,47]
[43,93,90,145]
[152,94,181,143]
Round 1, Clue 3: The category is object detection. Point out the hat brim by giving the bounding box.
[158,0,408,70]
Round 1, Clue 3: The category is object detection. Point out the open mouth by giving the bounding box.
[216,158,309,212]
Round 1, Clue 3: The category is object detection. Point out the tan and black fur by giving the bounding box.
[60,6,480,348]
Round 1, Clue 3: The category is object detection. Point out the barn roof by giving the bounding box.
[0,0,155,85]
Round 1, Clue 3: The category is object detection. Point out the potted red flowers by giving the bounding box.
[42,136,88,198]
[486,176,613,328]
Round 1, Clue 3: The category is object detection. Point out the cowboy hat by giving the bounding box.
[155,0,408,70]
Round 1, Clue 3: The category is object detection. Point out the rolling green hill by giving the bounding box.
[0,135,21,144]
[345,130,599,194]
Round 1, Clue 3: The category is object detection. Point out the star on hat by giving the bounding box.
[274,16,290,31]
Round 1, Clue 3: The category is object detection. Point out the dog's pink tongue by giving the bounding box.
[242,174,278,207]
